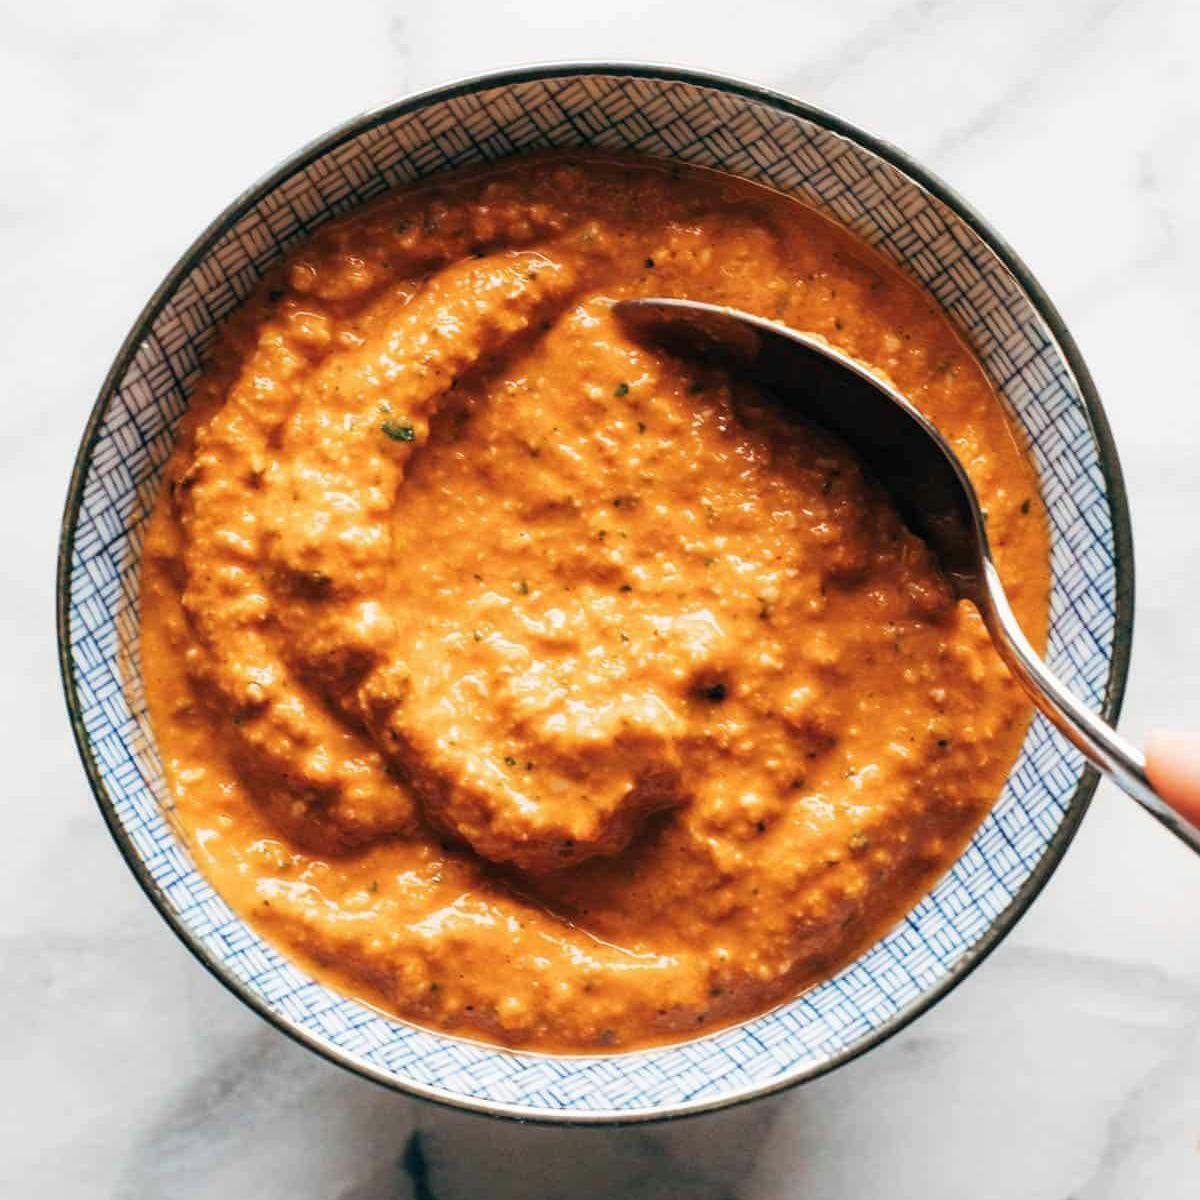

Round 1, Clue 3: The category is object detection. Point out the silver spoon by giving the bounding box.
[616,297,1200,856]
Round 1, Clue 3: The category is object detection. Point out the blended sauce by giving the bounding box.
[141,153,1049,1051]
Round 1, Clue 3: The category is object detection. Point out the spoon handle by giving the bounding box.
[976,560,1200,854]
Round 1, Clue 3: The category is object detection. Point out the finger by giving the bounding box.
[1145,731,1200,828]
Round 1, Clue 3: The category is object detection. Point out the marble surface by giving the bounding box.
[4,0,1199,1195]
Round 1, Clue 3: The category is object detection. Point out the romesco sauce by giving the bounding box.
[140,153,1049,1050]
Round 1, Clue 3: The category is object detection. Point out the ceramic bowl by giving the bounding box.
[58,63,1133,1123]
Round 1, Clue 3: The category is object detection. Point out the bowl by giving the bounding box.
[58,63,1133,1123]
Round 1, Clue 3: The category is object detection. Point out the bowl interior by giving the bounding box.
[60,67,1126,1120]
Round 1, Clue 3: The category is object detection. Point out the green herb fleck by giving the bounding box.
[614,382,630,398]
[644,257,655,269]
[1020,497,1031,515]
[381,420,415,442]
[504,755,518,767]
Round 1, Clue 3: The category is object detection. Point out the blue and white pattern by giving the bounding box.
[60,68,1127,1120]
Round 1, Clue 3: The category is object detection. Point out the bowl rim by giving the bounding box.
[56,60,1135,1125]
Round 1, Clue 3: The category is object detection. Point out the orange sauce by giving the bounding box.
[140,153,1049,1050]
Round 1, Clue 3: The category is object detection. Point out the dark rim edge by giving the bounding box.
[56,60,1134,1127]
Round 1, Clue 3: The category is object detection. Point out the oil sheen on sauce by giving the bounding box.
[140,152,1050,1051]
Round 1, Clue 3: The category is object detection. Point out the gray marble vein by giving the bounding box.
[3,0,1199,1195]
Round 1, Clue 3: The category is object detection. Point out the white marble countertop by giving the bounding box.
[4,1,1200,1195]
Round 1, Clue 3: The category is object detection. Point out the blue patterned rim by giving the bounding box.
[57,62,1134,1124]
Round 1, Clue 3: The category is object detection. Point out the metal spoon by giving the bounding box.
[616,297,1200,855]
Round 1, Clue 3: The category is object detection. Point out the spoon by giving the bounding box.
[616,297,1200,855]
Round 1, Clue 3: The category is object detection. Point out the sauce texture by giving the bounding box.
[140,153,1049,1051]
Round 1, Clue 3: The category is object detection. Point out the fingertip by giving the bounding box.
[1145,730,1200,827]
